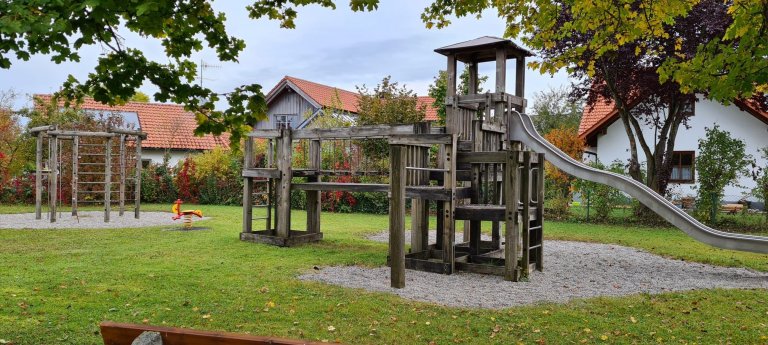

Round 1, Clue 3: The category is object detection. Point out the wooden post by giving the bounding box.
[134,135,142,219]
[276,129,293,238]
[242,137,254,234]
[520,151,531,279]
[441,135,457,274]
[504,150,520,281]
[515,56,526,112]
[411,122,430,252]
[389,144,406,288]
[118,134,126,216]
[104,137,112,223]
[71,136,79,216]
[469,120,483,253]
[495,48,507,123]
[435,144,445,250]
[445,54,458,134]
[536,152,545,272]
[267,139,274,231]
[306,139,321,234]
[49,136,58,223]
[35,132,43,220]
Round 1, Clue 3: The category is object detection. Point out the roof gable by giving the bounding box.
[34,95,229,150]
[265,76,439,122]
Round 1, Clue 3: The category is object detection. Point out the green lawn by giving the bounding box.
[1,204,767,344]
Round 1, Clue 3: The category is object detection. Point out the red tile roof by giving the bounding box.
[579,94,768,140]
[34,95,229,150]
[578,95,619,139]
[417,96,439,121]
[266,76,439,122]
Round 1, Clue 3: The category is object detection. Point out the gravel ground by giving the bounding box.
[299,231,768,309]
[0,211,208,229]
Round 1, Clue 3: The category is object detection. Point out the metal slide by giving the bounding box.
[508,110,768,254]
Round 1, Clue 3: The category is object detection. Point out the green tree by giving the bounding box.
[695,125,752,222]
[0,1,380,148]
[356,76,426,160]
[130,92,151,103]
[428,66,488,125]
[531,87,583,135]
[752,148,768,221]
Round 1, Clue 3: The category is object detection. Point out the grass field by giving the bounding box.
[1,204,767,344]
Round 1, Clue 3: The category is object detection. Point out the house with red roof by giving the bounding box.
[35,95,228,167]
[579,96,768,204]
[258,76,438,129]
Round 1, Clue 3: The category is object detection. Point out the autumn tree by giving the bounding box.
[543,126,585,218]
[0,90,27,182]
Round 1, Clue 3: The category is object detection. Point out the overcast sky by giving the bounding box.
[0,1,571,110]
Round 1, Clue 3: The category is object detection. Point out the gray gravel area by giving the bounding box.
[299,231,768,309]
[0,211,208,229]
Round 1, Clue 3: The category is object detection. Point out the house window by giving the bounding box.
[680,98,695,117]
[275,114,296,129]
[670,151,695,183]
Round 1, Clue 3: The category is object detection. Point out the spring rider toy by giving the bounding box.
[171,199,203,229]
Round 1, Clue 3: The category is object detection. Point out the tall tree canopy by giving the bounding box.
[0,1,379,147]
[422,0,768,103]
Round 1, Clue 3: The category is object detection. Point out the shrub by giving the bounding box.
[573,160,624,222]
[190,147,243,205]
[175,157,198,203]
[140,161,177,203]
[694,125,752,222]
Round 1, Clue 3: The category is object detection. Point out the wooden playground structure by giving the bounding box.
[242,37,544,287]
[31,125,146,223]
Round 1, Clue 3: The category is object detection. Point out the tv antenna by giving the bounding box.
[199,59,221,87]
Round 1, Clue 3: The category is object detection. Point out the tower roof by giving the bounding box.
[434,36,532,63]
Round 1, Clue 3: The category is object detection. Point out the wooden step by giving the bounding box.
[292,182,472,201]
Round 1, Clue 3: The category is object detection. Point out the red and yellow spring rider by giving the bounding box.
[171,199,203,229]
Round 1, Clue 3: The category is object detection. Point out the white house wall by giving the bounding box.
[594,98,768,201]
[142,149,195,168]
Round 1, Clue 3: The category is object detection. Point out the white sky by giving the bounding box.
[0,1,571,110]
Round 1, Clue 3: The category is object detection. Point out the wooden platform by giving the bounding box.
[240,230,323,247]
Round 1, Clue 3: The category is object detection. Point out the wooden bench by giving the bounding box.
[100,322,332,345]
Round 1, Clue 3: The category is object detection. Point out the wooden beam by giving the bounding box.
[246,129,282,138]
[389,145,406,288]
[71,136,78,217]
[118,135,126,216]
[242,168,280,179]
[504,150,520,281]
[520,151,531,279]
[242,137,254,234]
[445,54,457,134]
[35,132,43,220]
[107,126,147,139]
[441,135,457,273]
[134,135,142,219]
[306,139,321,234]
[105,137,112,223]
[515,56,526,112]
[99,321,331,345]
[292,124,416,140]
[276,129,293,238]
[49,136,57,223]
[536,152,545,272]
[388,133,453,145]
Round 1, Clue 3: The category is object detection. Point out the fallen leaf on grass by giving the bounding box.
[327,326,336,332]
